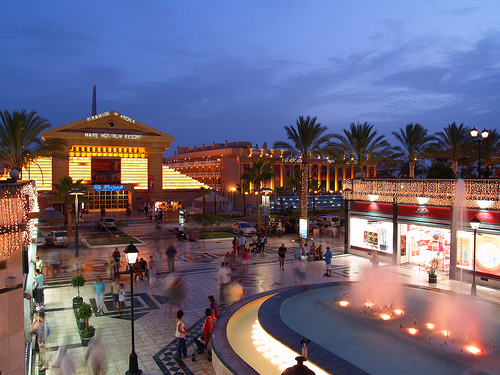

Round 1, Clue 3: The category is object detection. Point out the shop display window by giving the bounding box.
[457,231,500,278]
[401,224,450,271]
[350,217,393,254]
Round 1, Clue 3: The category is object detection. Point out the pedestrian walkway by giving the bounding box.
[33,224,500,374]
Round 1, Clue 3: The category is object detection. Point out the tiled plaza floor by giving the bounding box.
[33,221,500,374]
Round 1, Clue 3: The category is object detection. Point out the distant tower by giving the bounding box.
[92,84,97,116]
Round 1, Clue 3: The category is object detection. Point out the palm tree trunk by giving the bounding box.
[300,163,308,219]
[256,192,262,231]
[452,160,458,174]
[409,160,416,179]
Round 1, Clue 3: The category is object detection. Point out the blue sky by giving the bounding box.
[1,1,499,156]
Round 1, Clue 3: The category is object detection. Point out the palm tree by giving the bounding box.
[309,178,320,213]
[53,176,87,237]
[285,168,302,194]
[197,187,211,213]
[273,116,332,221]
[330,122,390,178]
[428,122,473,174]
[274,186,288,214]
[241,159,274,230]
[391,123,432,178]
[0,110,67,175]
[236,180,250,217]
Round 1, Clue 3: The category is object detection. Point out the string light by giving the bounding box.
[342,179,499,209]
[0,180,38,259]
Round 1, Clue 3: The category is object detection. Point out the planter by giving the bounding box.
[78,318,87,330]
[80,332,94,346]
[428,274,437,283]
[73,296,83,309]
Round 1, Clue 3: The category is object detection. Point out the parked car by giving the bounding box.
[45,230,69,247]
[309,220,319,233]
[96,217,117,230]
[35,230,47,247]
[231,222,257,236]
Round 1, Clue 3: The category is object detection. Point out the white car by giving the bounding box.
[35,230,47,247]
[45,230,69,247]
[231,222,257,236]
[96,217,117,230]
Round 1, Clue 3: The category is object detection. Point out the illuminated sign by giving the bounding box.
[299,218,308,239]
[92,158,121,184]
[94,184,125,192]
[86,111,136,124]
[84,133,142,140]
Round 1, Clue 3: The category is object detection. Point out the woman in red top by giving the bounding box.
[202,308,214,347]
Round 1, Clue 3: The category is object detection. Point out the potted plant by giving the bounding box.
[100,205,106,217]
[80,324,95,346]
[126,204,132,216]
[78,302,93,330]
[71,274,86,309]
[428,257,439,283]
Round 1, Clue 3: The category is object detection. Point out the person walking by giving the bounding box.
[166,243,177,272]
[112,247,121,276]
[175,310,189,359]
[33,268,44,310]
[324,246,333,277]
[278,244,287,270]
[218,262,231,303]
[258,233,267,253]
[111,278,120,311]
[208,295,219,320]
[202,308,214,349]
[149,255,158,288]
[237,233,246,257]
[226,278,244,306]
[277,221,283,238]
[93,276,106,315]
[85,334,107,374]
[118,283,126,315]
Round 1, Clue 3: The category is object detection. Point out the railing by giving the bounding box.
[342,179,500,209]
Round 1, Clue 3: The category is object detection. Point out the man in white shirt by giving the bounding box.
[218,262,232,302]
[237,233,246,256]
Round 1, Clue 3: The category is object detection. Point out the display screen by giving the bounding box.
[91,158,121,184]
[457,231,500,277]
[299,218,308,239]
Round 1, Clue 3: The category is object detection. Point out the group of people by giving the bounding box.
[174,295,220,360]
[294,242,325,261]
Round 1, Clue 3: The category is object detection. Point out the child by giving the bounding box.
[118,283,126,315]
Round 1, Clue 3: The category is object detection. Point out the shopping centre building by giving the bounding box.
[343,178,500,288]
[15,111,209,211]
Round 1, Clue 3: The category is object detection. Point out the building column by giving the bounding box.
[280,163,283,188]
[335,169,338,192]
[148,148,164,196]
[373,165,377,177]
[344,197,350,254]
[449,206,457,279]
[392,197,398,265]
[326,165,330,192]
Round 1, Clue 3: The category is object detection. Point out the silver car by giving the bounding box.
[231,222,257,236]
[45,230,69,247]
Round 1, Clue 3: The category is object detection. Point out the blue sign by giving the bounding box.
[94,184,125,192]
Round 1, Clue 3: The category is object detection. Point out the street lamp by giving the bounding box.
[124,242,142,375]
[260,186,273,234]
[470,127,489,179]
[469,216,481,296]
[68,188,84,258]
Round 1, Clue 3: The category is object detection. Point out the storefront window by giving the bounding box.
[350,217,393,254]
[400,224,450,270]
[457,231,500,278]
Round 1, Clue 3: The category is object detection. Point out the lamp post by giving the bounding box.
[470,128,489,179]
[260,186,273,235]
[124,242,142,375]
[68,188,84,258]
[469,216,481,296]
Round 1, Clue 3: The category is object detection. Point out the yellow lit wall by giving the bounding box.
[22,157,52,190]
[69,157,91,183]
[122,158,148,189]
[69,145,147,158]
[162,165,210,190]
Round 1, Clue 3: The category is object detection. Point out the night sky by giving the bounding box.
[2,1,499,156]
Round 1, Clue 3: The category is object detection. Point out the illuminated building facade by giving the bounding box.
[164,141,377,207]
[343,178,500,288]
[21,111,208,210]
